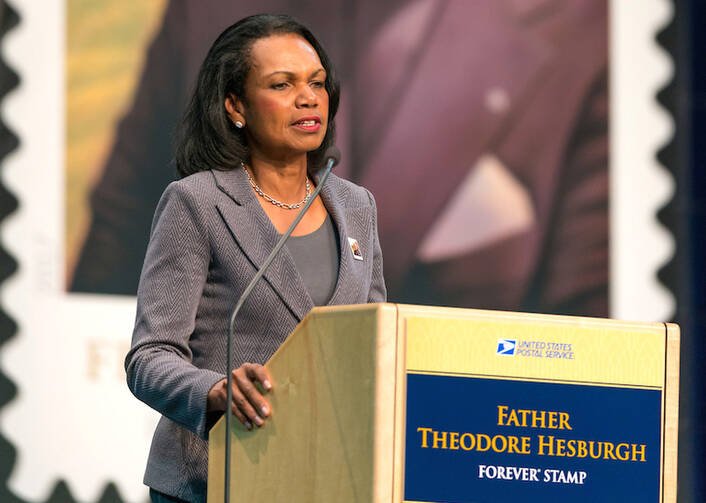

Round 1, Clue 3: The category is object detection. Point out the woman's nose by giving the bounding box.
[296,85,318,107]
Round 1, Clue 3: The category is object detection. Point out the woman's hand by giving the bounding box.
[207,363,273,430]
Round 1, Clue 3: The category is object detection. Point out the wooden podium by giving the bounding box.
[207,303,679,503]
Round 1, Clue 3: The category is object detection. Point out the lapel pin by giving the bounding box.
[347,237,363,261]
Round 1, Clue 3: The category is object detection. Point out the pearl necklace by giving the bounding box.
[241,163,312,210]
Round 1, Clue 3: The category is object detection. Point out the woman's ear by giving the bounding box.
[225,94,246,128]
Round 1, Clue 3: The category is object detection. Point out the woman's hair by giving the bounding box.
[175,14,340,178]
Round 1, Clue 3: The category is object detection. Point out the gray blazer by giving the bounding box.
[125,167,386,502]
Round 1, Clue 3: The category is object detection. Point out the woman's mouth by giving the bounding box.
[293,117,322,132]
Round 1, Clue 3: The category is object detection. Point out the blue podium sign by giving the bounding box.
[404,374,661,503]
[401,315,677,503]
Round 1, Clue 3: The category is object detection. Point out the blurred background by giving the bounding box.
[0,0,704,501]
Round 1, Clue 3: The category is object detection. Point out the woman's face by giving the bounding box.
[229,33,329,162]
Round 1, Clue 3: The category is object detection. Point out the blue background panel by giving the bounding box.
[404,374,662,503]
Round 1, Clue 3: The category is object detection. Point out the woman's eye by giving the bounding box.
[311,80,325,88]
[272,82,288,90]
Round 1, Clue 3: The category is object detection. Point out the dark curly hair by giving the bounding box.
[175,14,340,178]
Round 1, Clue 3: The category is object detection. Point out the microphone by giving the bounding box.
[224,146,340,503]
[322,145,341,168]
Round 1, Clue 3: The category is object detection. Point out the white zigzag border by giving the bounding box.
[0,1,159,502]
[609,0,676,321]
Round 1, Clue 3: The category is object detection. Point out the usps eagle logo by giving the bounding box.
[496,339,516,356]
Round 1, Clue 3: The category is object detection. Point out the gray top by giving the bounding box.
[285,214,340,306]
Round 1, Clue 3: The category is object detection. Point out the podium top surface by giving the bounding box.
[307,302,677,332]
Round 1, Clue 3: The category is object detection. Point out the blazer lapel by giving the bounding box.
[211,169,315,322]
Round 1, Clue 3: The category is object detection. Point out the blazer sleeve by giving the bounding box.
[366,189,387,303]
[125,181,224,440]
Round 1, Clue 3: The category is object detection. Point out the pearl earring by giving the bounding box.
[235,120,244,128]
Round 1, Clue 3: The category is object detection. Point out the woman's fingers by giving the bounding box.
[230,363,272,428]
[245,363,273,392]
[230,399,252,430]
[230,382,261,429]
[232,372,266,425]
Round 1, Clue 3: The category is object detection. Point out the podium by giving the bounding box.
[207,303,679,503]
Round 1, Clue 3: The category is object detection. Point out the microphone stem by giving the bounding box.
[224,160,335,503]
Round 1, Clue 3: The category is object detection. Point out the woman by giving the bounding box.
[125,14,386,503]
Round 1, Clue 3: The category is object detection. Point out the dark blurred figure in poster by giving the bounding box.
[71,0,608,317]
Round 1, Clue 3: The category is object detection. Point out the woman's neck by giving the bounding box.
[247,153,309,203]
